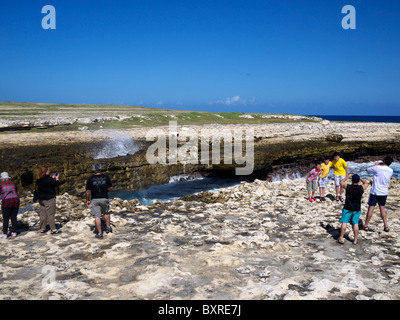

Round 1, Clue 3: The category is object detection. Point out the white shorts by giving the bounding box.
[334,175,346,186]
[318,177,328,188]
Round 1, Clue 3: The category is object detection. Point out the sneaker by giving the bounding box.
[0,234,7,239]
[95,233,103,239]
[11,232,17,237]
[105,226,113,234]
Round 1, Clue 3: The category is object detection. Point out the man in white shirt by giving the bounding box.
[362,156,393,232]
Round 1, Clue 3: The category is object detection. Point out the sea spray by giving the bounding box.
[93,131,140,159]
[169,173,204,183]
[271,161,400,182]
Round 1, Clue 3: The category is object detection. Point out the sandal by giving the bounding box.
[336,196,339,201]
[362,226,374,232]
[339,196,344,202]
[384,227,390,232]
[337,239,345,245]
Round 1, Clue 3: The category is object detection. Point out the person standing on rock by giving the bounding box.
[362,156,393,232]
[0,172,20,239]
[86,162,113,239]
[337,174,369,245]
[36,165,61,234]
[331,152,348,202]
[306,162,322,202]
[318,157,332,201]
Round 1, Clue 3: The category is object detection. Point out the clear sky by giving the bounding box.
[0,0,399,115]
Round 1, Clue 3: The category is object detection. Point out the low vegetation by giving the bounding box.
[0,101,318,132]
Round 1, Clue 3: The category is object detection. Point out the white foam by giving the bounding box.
[94,132,140,159]
[168,174,204,183]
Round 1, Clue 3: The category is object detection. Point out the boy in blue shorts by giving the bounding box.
[337,174,368,245]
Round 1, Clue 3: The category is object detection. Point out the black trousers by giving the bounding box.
[1,205,19,235]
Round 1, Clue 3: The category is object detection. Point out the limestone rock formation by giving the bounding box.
[1,178,400,300]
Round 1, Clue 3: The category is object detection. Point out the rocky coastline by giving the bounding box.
[1,120,400,300]
[1,121,400,195]
[1,177,400,300]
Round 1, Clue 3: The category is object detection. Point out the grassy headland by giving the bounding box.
[0,101,319,132]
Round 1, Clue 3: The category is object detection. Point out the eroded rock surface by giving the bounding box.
[1,178,400,300]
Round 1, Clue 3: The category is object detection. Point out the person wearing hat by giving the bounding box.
[337,174,369,245]
[0,172,20,239]
[85,162,113,239]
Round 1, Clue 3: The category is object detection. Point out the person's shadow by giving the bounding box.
[325,194,336,201]
[90,218,115,234]
[319,219,364,241]
[319,220,364,242]
[319,222,343,241]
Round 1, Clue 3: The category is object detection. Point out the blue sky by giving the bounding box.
[0,0,399,115]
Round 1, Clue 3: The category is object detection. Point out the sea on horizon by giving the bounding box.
[310,115,400,123]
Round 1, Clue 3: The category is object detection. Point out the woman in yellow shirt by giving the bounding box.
[331,152,348,202]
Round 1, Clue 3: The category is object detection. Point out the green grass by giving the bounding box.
[0,101,318,132]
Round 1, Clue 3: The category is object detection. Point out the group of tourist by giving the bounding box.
[0,154,396,244]
[306,153,394,244]
[0,162,112,239]
[306,152,349,202]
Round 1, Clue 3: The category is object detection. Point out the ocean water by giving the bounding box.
[111,174,250,206]
[111,161,400,205]
[272,161,400,182]
[347,161,400,179]
[311,115,400,123]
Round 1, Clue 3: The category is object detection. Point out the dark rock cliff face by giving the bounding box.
[1,134,400,196]
[0,139,206,195]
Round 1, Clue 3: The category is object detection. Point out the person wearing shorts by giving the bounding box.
[318,157,332,201]
[337,174,368,245]
[362,157,393,232]
[306,162,322,202]
[86,162,113,239]
[331,152,348,202]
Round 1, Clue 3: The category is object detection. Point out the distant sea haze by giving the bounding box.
[310,115,400,123]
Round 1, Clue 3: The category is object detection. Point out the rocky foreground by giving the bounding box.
[1,178,400,300]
